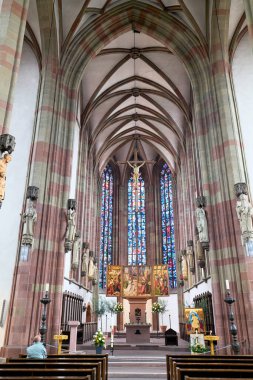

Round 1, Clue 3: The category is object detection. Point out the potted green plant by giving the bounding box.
[94,297,106,330]
[152,301,167,333]
[190,342,208,354]
[93,330,106,354]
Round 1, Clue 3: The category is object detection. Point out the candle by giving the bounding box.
[111,334,114,343]
[225,279,230,290]
[45,283,49,292]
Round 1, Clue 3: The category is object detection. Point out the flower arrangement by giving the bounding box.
[190,343,208,353]
[93,330,106,348]
[152,302,163,313]
[114,302,123,313]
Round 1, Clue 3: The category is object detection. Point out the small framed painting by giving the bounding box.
[185,307,205,334]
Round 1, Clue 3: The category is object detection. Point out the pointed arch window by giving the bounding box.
[128,171,146,265]
[160,163,177,288]
[99,164,113,288]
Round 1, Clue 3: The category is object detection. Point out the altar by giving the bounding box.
[124,323,151,343]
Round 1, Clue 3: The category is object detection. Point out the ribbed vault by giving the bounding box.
[25,0,246,176]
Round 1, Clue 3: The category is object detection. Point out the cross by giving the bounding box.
[117,145,155,189]
[117,145,155,212]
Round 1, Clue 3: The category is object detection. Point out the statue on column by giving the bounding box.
[65,200,76,252]
[81,242,89,277]
[88,251,95,280]
[186,241,195,274]
[72,232,81,270]
[92,259,98,286]
[236,193,253,242]
[0,151,12,208]
[195,206,209,243]
[21,200,37,246]
[180,250,188,281]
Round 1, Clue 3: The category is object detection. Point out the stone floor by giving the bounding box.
[76,334,190,379]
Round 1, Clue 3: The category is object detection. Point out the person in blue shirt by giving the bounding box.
[26,334,47,359]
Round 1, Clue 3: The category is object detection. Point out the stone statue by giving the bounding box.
[21,200,37,246]
[186,246,195,274]
[127,161,145,187]
[92,261,98,285]
[0,151,12,208]
[72,233,80,270]
[181,253,188,281]
[88,253,95,280]
[81,244,89,276]
[65,208,76,252]
[236,193,253,241]
[195,206,209,243]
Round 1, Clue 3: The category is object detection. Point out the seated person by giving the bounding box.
[26,334,47,359]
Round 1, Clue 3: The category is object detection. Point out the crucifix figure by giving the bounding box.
[117,140,155,210]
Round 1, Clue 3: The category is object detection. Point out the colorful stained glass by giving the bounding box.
[128,171,146,266]
[160,162,177,288]
[99,165,113,288]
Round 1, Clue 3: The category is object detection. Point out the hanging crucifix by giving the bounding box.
[117,140,155,211]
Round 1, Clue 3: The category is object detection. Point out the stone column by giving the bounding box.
[68,321,80,353]
[0,0,30,134]
[244,0,253,49]
[2,0,78,356]
[204,0,253,349]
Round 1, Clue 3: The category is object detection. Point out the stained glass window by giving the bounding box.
[99,165,113,288]
[128,170,146,265]
[160,163,177,288]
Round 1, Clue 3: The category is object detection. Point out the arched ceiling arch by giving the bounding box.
[25,0,246,176]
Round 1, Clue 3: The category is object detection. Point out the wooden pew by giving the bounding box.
[0,368,96,380]
[18,353,108,380]
[185,377,253,380]
[0,377,91,380]
[176,368,253,380]
[2,361,101,380]
[166,355,253,380]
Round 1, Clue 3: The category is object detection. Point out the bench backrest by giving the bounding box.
[0,368,96,380]
[176,368,253,380]
[0,377,91,380]
[8,357,106,380]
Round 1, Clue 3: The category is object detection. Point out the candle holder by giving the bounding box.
[224,290,240,354]
[39,290,51,346]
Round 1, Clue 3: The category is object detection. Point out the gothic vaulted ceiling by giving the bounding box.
[25,0,246,174]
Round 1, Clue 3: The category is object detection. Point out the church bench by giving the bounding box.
[3,361,101,380]
[173,362,253,380]
[0,377,91,380]
[166,355,253,380]
[0,368,96,380]
[185,377,253,380]
[18,353,108,380]
[175,368,253,380]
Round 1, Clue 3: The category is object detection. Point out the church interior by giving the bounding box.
[1,0,253,378]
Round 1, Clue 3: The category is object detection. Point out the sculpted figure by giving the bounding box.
[127,161,145,187]
[195,206,209,242]
[0,152,12,207]
[88,254,95,280]
[236,193,253,240]
[81,246,89,276]
[22,201,37,246]
[65,208,76,251]
[72,233,80,270]
[186,246,195,274]
[181,254,188,281]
